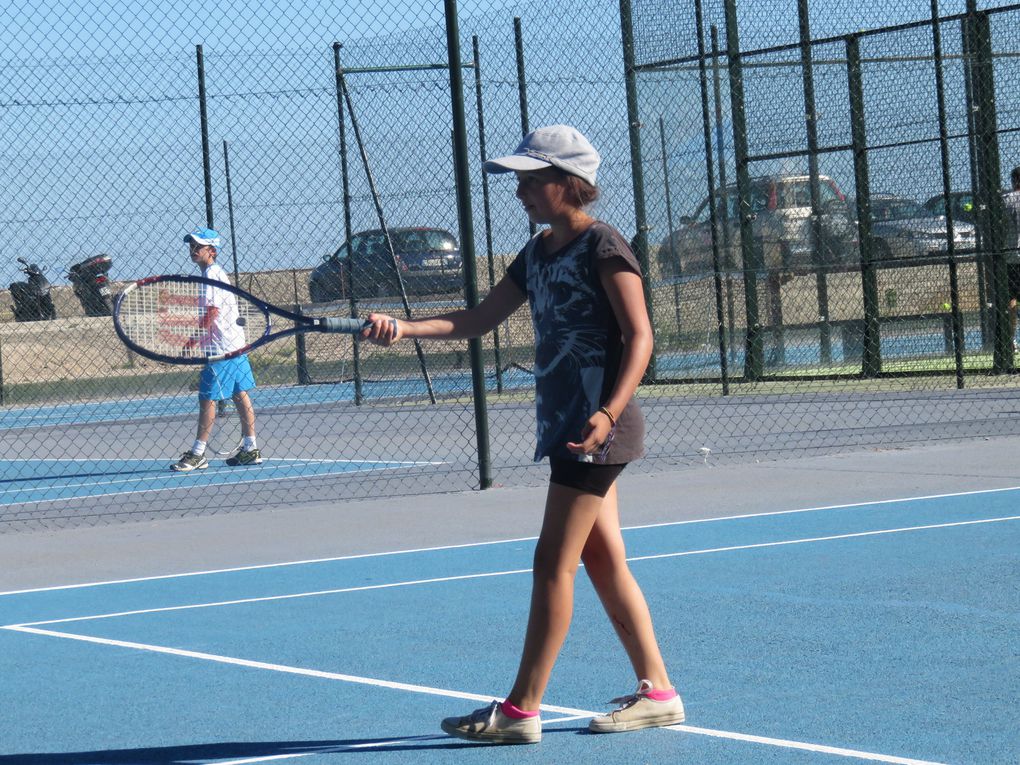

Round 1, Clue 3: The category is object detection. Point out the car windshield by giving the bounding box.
[872,199,925,221]
[391,230,456,252]
[327,229,456,263]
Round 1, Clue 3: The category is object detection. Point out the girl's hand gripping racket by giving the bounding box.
[112,274,374,364]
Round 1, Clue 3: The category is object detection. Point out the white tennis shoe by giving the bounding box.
[588,679,685,733]
[440,701,541,744]
[170,450,208,472]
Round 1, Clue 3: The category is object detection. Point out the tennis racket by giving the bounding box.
[113,274,372,364]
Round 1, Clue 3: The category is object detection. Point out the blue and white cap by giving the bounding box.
[184,227,221,247]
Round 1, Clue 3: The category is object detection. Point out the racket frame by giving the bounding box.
[113,274,369,365]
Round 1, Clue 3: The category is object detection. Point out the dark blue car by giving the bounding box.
[308,227,463,302]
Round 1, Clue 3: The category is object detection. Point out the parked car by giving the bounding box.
[869,194,977,261]
[922,191,975,223]
[657,173,857,278]
[309,227,462,302]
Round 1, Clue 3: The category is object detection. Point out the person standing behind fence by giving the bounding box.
[362,125,684,744]
[171,227,262,472]
[1002,167,1020,349]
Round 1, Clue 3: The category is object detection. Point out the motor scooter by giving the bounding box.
[68,254,113,317]
[9,257,57,322]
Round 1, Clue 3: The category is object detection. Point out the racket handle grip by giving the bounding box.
[320,317,371,334]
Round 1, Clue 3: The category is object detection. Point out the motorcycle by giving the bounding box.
[9,257,57,322]
[68,254,113,317]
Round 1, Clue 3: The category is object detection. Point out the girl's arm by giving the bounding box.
[362,274,526,345]
[566,259,653,456]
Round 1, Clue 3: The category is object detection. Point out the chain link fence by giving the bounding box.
[1,0,1018,530]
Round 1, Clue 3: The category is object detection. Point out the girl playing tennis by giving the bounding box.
[363,125,683,744]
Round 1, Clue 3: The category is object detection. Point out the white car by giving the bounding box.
[869,194,976,262]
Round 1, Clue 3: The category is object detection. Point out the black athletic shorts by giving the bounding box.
[549,458,626,497]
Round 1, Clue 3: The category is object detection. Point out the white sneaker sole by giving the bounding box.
[589,709,685,733]
[170,463,208,472]
[440,718,541,744]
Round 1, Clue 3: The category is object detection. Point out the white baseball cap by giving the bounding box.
[483,125,600,187]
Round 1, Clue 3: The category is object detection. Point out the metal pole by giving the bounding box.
[695,0,730,394]
[619,0,658,380]
[195,45,214,228]
[332,43,364,404]
[338,72,437,403]
[658,117,684,334]
[797,0,832,366]
[472,35,505,394]
[846,35,881,377]
[711,25,738,362]
[960,9,989,349]
[930,1,965,389]
[446,0,492,489]
[222,141,240,282]
[967,7,1009,372]
[723,0,762,380]
[513,17,536,240]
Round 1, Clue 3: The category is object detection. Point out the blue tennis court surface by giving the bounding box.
[2,487,1016,764]
[0,369,537,432]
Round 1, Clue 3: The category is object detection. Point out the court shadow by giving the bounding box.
[0,736,453,764]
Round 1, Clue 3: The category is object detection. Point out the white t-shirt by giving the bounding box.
[200,263,246,355]
[1003,190,1020,262]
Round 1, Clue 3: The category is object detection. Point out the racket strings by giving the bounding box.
[118,279,268,359]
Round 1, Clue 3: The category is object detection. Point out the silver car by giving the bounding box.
[869,194,977,261]
[658,174,857,278]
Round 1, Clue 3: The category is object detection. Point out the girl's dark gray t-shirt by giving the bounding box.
[506,221,645,465]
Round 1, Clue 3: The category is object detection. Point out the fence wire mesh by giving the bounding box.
[1,0,1019,530]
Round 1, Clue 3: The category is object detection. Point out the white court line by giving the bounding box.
[7,513,1018,629]
[6,568,533,627]
[0,458,442,496]
[0,459,446,511]
[0,457,442,464]
[2,625,948,765]
[4,483,1019,598]
[627,514,1020,563]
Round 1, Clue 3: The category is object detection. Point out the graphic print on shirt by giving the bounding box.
[525,233,608,461]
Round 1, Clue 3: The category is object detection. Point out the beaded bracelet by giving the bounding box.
[598,406,617,426]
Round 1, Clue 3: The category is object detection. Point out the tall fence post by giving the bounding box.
[445,0,492,490]
[711,25,738,362]
[930,1,966,389]
[222,140,240,282]
[472,35,505,394]
[960,10,990,349]
[332,43,364,404]
[723,0,763,380]
[846,35,881,378]
[797,0,832,366]
[195,44,214,229]
[965,5,1010,373]
[619,0,658,381]
[658,117,684,335]
[513,18,536,241]
[695,0,730,395]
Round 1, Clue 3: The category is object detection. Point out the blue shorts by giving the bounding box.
[199,356,256,401]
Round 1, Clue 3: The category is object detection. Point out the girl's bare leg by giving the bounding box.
[505,482,603,710]
[580,481,672,690]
